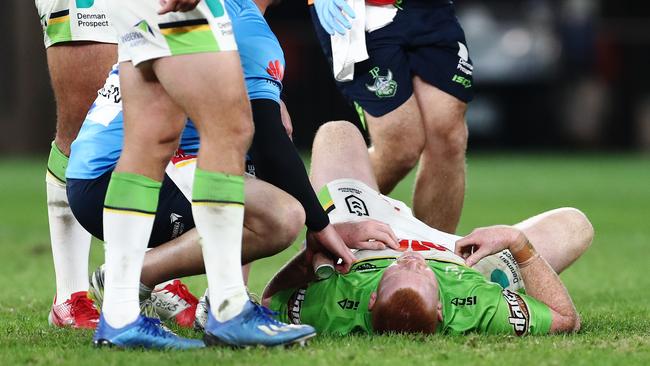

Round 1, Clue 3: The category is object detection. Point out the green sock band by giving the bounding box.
[47,141,69,183]
[192,168,244,205]
[317,186,335,213]
[104,172,161,214]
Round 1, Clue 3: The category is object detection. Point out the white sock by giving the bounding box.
[193,204,248,322]
[101,211,152,328]
[46,175,92,305]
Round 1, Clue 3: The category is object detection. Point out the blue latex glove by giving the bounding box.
[314,0,356,36]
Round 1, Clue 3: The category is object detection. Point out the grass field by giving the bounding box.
[1,154,649,365]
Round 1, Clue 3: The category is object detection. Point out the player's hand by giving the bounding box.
[158,0,200,14]
[455,225,528,267]
[334,220,399,250]
[314,0,356,36]
[307,224,356,273]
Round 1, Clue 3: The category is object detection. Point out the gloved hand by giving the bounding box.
[314,0,356,36]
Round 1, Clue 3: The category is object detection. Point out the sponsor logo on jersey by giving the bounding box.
[266,60,284,81]
[345,195,369,216]
[287,288,306,325]
[502,289,530,336]
[337,298,360,311]
[366,67,398,98]
[450,296,477,306]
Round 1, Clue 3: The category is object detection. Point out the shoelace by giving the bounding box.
[162,281,197,306]
[141,317,175,339]
[70,295,99,323]
[248,303,285,328]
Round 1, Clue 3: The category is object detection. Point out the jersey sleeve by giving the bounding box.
[485,289,553,336]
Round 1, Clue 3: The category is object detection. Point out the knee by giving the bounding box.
[373,128,425,172]
[267,199,305,252]
[562,207,594,253]
[424,115,468,159]
[316,120,362,144]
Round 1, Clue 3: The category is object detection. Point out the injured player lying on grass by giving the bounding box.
[260,120,594,336]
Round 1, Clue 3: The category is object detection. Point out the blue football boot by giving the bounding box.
[203,301,316,347]
[93,314,205,350]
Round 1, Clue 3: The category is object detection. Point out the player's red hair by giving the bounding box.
[371,288,438,334]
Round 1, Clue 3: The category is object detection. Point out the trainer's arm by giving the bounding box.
[456,226,580,333]
[248,99,330,232]
[262,250,314,306]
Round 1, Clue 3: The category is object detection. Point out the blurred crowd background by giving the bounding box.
[1,0,649,153]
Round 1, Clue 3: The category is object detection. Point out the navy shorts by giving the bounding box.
[311,0,474,117]
[67,170,195,248]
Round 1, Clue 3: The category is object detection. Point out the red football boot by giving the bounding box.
[48,291,99,329]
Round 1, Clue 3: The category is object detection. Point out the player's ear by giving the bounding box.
[437,302,443,322]
[368,292,377,311]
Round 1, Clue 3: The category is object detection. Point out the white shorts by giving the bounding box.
[107,0,237,66]
[36,0,116,48]
[321,178,524,291]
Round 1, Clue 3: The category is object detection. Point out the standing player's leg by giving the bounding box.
[38,0,117,328]
[411,76,468,233]
[100,60,187,331]
[152,52,253,322]
[364,97,425,194]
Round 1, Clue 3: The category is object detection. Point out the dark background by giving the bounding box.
[2,0,650,153]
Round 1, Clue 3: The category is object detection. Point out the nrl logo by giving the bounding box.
[366,67,397,98]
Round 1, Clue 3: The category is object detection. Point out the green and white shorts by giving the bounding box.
[36,0,116,48]
[107,0,237,66]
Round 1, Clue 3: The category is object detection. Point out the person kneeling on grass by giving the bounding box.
[261,120,593,335]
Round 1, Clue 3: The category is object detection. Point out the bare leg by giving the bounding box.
[411,76,468,233]
[311,121,380,192]
[365,96,425,194]
[515,208,594,273]
[114,62,186,178]
[140,178,304,289]
[46,43,116,155]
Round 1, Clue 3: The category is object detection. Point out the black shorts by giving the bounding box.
[67,170,195,247]
[311,0,474,118]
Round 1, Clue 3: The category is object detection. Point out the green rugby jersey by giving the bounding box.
[269,257,552,336]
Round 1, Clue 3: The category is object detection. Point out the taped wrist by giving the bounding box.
[511,238,539,268]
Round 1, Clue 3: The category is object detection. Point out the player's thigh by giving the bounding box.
[311,121,378,191]
[365,96,425,166]
[149,174,196,247]
[117,61,186,173]
[408,3,471,152]
[153,52,253,144]
[412,77,467,154]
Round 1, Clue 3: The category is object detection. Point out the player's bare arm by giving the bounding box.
[456,226,581,333]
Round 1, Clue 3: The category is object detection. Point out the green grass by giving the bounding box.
[1,153,649,365]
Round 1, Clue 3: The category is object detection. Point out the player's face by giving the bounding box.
[377,252,439,303]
